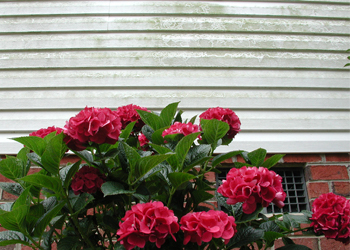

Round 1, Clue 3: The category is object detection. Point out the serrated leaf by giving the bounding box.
[259,221,280,233]
[168,172,195,190]
[160,102,179,126]
[72,150,94,166]
[0,182,23,197]
[120,121,136,140]
[0,158,24,181]
[228,226,264,248]
[175,132,201,171]
[191,190,213,204]
[247,148,267,166]
[12,187,31,210]
[41,133,67,175]
[137,110,163,131]
[0,230,31,247]
[33,201,66,237]
[57,236,81,250]
[261,154,285,169]
[27,152,43,167]
[101,182,135,196]
[20,174,63,194]
[60,161,81,189]
[122,142,141,178]
[212,150,244,167]
[12,136,46,156]
[201,119,229,146]
[0,205,29,231]
[264,231,284,247]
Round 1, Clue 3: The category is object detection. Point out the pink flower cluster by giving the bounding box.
[71,166,106,195]
[199,107,241,139]
[64,107,122,146]
[138,133,149,147]
[29,126,63,138]
[116,104,149,131]
[311,192,350,244]
[180,210,237,246]
[217,166,286,214]
[117,201,179,250]
[162,122,201,139]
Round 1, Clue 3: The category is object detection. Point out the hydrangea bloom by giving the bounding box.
[64,107,122,145]
[180,210,237,246]
[116,104,149,131]
[117,201,179,250]
[162,122,201,139]
[71,166,106,195]
[138,133,149,147]
[29,126,63,138]
[311,192,350,244]
[199,107,241,139]
[217,166,286,214]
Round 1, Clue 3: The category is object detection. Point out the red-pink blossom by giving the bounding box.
[116,104,149,131]
[117,201,179,250]
[162,122,201,140]
[71,166,106,195]
[217,166,286,214]
[180,210,237,246]
[199,107,241,139]
[64,107,122,145]
[138,133,149,147]
[311,192,350,244]
[29,126,63,138]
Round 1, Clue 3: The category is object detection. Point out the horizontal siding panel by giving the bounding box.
[1,70,349,89]
[0,89,348,110]
[1,34,349,51]
[0,51,347,69]
[1,1,349,19]
[1,17,348,35]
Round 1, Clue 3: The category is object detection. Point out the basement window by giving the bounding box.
[216,166,310,213]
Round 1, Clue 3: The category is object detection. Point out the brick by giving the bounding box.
[307,182,330,199]
[2,191,18,201]
[236,155,245,163]
[332,182,350,196]
[27,168,41,175]
[204,171,216,182]
[60,155,81,164]
[0,174,14,183]
[325,153,350,162]
[274,237,319,249]
[320,237,348,250]
[283,154,322,163]
[0,245,16,250]
[308,165,349,180]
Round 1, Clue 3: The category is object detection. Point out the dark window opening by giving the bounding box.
[216,165,309,213]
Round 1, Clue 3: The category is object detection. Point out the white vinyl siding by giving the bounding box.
[0,0,349,154]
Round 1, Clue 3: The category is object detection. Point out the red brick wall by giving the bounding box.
[0,153,349,249]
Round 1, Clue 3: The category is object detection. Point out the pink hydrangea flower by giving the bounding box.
[29,126,63,138]
[116,104,149,131]
[162,122,201,139]
[138,133,149,147]
[117,201,179,250]
[71,166,106,195]
[64,107,122,145]
[180,210,237,246]
[217,166,286,214]
[199,107,241,139]
[311,192,350,244]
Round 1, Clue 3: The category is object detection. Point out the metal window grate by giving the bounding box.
[216,167,309,213]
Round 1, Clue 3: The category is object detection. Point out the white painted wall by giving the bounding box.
[0,1,349,154]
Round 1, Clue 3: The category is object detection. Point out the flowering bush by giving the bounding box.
[0,102,347,250]
[310,192,350,244]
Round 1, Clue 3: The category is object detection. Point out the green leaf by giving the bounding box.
[27,152,43,167]
[175,132,201,171]
[73,150,94,166]
[282,237,295,246]
[160,102,180,126]
[69,192,94,215]
[12,136,46,156]
[12,187,31,210]
[212,150,243,167]
[261,154,285,169]
[247,148,267,166]
[0,158,24,181]
[101,182,135,196]
[0,230,31,247]
[137,110,163,131]
[0,205,29,231]
[0,182,23,197]
[191,190,214,204]
[276,245,312,250]
[259,221,280,233]
[264,231,284,247]
[17,147,31,175]
[168,172,195,190]
[201,119,229,146]
[119,121,136,140]
[150,143,178,169]
[57,236,81,250]
[41,133,67,175]
[60,161,81,189]
[33,201,66,237]
[228,226,264,248]
[151,127,167,145]
[20,174,63,194]
[238,204,263,223]
[134,154,174,182]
